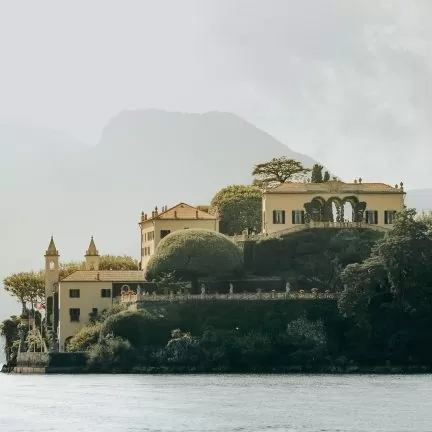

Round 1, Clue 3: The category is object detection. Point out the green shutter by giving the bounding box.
[365,210,369,223]
[301,211,305,224]
[272,211,276,224]
[375,210,378,224]
[292,211,295,224]
[282,211,286,224]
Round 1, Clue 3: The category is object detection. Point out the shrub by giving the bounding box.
[145,229,244,291]
[87,335,138,372]
[67,324,101,352]
[100,310,171,347]
[160,329,203,366]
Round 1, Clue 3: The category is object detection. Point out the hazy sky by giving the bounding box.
[0,0,431,188]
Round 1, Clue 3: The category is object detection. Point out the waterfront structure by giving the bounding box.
[44,237,145,351]
[262,179,405,235]
[139,202,219,270]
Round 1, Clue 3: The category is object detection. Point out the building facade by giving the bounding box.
[262,179,405,234]
[44,237,146,351]
[139,202,219,270]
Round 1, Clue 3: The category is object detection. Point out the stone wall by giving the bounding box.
[12,351,87,374]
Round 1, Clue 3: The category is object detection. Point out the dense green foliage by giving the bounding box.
[253,228,383,290]
[87,335,138,373]
[145,229,244,291]
[58,255,138,279]
[209,185,262,235]
[74,300,346,373]
[337,209,432,365]
[99,255,139,270]
[100,310,171,347]
[252,157,310,187]
[67,324,101,352]
[0,316,20,363]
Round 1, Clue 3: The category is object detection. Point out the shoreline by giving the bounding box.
[5,364,432,375]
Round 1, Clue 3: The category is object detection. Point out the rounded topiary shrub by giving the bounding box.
[145,229,244,290]
[100,311,170,347]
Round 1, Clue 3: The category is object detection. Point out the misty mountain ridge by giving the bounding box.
[0,109,319,320]
[0,110,431,321]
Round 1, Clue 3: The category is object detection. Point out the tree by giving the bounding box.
[311,164,324,183]
[209,185,262,235]
[3,272,45,313]
[57,255,138,279]
[252,157,310,187]
[373,208,432,303]
[99,255,138,270]
[323,171,330,182]
[145,229,244,292]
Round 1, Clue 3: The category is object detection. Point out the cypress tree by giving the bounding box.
[311,164,324,183]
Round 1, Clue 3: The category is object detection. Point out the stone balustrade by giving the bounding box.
[119,292,337,304]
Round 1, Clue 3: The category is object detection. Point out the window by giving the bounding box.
[101,289,111,298]
[365,210,378,224]
[69,308,80,322]
[384,210,396,225]
[272,210,285,224]
[147,231,154,241]
[69,289,80,298]
[292,210,305,224]
[160,229,171,239]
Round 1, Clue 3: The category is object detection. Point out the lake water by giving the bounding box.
[1,374,431,431]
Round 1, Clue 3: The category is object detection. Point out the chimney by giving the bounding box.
[154,206,158,216]
[196,210,199,219]
[174,210,177,218]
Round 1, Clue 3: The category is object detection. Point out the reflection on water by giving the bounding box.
[0,374,431,432]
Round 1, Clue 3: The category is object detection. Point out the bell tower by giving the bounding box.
[44,236,60,351]
[85,236,100,270]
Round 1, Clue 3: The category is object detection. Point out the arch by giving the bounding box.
[120,284,130,293]
[324,196,343,222]
[340,196,358,223]
[304,196,326,222]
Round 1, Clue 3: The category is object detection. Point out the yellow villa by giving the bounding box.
[139,202,219,270]
[262,179,405,235]
[44,237,146,351]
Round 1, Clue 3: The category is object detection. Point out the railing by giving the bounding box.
[120,292,337,303]
[232,221,391,241]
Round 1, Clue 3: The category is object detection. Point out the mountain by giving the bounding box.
[1,110,431,322]
[0,110,319,320]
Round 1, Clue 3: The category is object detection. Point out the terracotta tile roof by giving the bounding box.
[140,202,217,223]
[266,181,402,194]
[61,270,145,282]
